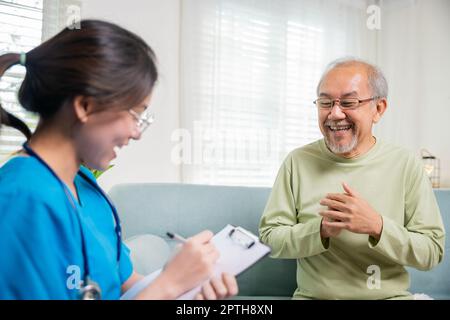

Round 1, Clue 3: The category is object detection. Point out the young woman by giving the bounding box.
[0,20,237,300]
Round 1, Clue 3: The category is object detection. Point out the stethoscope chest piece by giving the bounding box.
[79,277,102,300]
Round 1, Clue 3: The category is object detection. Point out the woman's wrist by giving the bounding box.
[135,272,182,300]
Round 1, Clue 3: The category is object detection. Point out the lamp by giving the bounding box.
[421,149,440,188]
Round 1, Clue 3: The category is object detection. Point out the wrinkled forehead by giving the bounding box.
[319,65,371,97]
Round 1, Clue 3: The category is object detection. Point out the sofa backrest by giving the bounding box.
[109,184,449,298]
[407,189,450,299]
[109,183,297,297]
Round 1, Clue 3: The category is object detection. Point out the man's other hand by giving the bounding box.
[319,183,383,240]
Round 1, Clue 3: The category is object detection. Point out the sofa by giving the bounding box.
[108,184,450,299]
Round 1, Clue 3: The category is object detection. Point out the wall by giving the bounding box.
[82,0,182,191]
[375,0,450,187]
[81,0,450,189]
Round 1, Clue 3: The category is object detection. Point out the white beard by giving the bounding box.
[325,132,358,154]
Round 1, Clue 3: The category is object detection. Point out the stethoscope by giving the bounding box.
[22,142,122,300]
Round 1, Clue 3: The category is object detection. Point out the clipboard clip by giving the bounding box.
[228,226,256,249]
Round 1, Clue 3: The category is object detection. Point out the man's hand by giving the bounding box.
[320,216,342,239]
[319,183,383,240]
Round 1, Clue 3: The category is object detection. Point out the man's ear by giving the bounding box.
[373,98,387,123]
[73,96,96,123]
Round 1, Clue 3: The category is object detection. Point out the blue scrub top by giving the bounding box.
[0,156,133,299]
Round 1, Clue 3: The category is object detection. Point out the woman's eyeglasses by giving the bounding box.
[128,109,155,133]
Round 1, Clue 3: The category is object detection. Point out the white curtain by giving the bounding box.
[180,0,376,186]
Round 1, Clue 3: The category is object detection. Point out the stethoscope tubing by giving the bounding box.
[22,142,122,283]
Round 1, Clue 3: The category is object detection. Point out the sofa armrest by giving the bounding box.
[125,234,170,275]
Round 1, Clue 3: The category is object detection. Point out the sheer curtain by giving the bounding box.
[180,0,376,186]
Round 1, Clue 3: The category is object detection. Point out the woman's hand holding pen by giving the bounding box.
[137,230,238,300]
[160,230,219,297]
[163,230,238,300]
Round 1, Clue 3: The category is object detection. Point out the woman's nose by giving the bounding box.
[130,125,142,140]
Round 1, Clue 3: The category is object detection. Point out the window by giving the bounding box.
[0,0,43,159]
[180,0,372,186]
[0,0,80,161]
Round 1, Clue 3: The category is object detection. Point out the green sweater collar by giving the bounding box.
[318,137,382,164]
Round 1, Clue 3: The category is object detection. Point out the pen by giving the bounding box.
[166,232,188,243]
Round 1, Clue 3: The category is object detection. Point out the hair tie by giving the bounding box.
[19,52,26,66]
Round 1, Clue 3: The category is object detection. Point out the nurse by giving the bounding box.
[0,19,238,300]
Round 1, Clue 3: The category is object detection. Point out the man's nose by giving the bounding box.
[328,103,346,120]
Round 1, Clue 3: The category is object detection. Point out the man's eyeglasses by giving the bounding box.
[128,109,155,133]
[313,96,380,110]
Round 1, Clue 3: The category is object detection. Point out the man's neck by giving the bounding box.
[337,136,377,159]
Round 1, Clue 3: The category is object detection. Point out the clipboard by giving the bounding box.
[120,224,271,300]
[176,224,271,300]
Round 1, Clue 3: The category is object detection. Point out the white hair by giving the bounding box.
[316,57,388,98]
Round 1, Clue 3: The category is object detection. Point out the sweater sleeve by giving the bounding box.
[259,156,329,259]
[368,155,445,270]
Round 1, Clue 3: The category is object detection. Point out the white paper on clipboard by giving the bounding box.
[176,224,271,300]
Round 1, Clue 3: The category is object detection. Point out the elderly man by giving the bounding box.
[259,58,445,299]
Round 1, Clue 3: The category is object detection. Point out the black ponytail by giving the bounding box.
[0,53,32,139]
[0,20,158,141]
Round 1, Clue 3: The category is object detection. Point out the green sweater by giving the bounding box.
[259,139,445,299]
